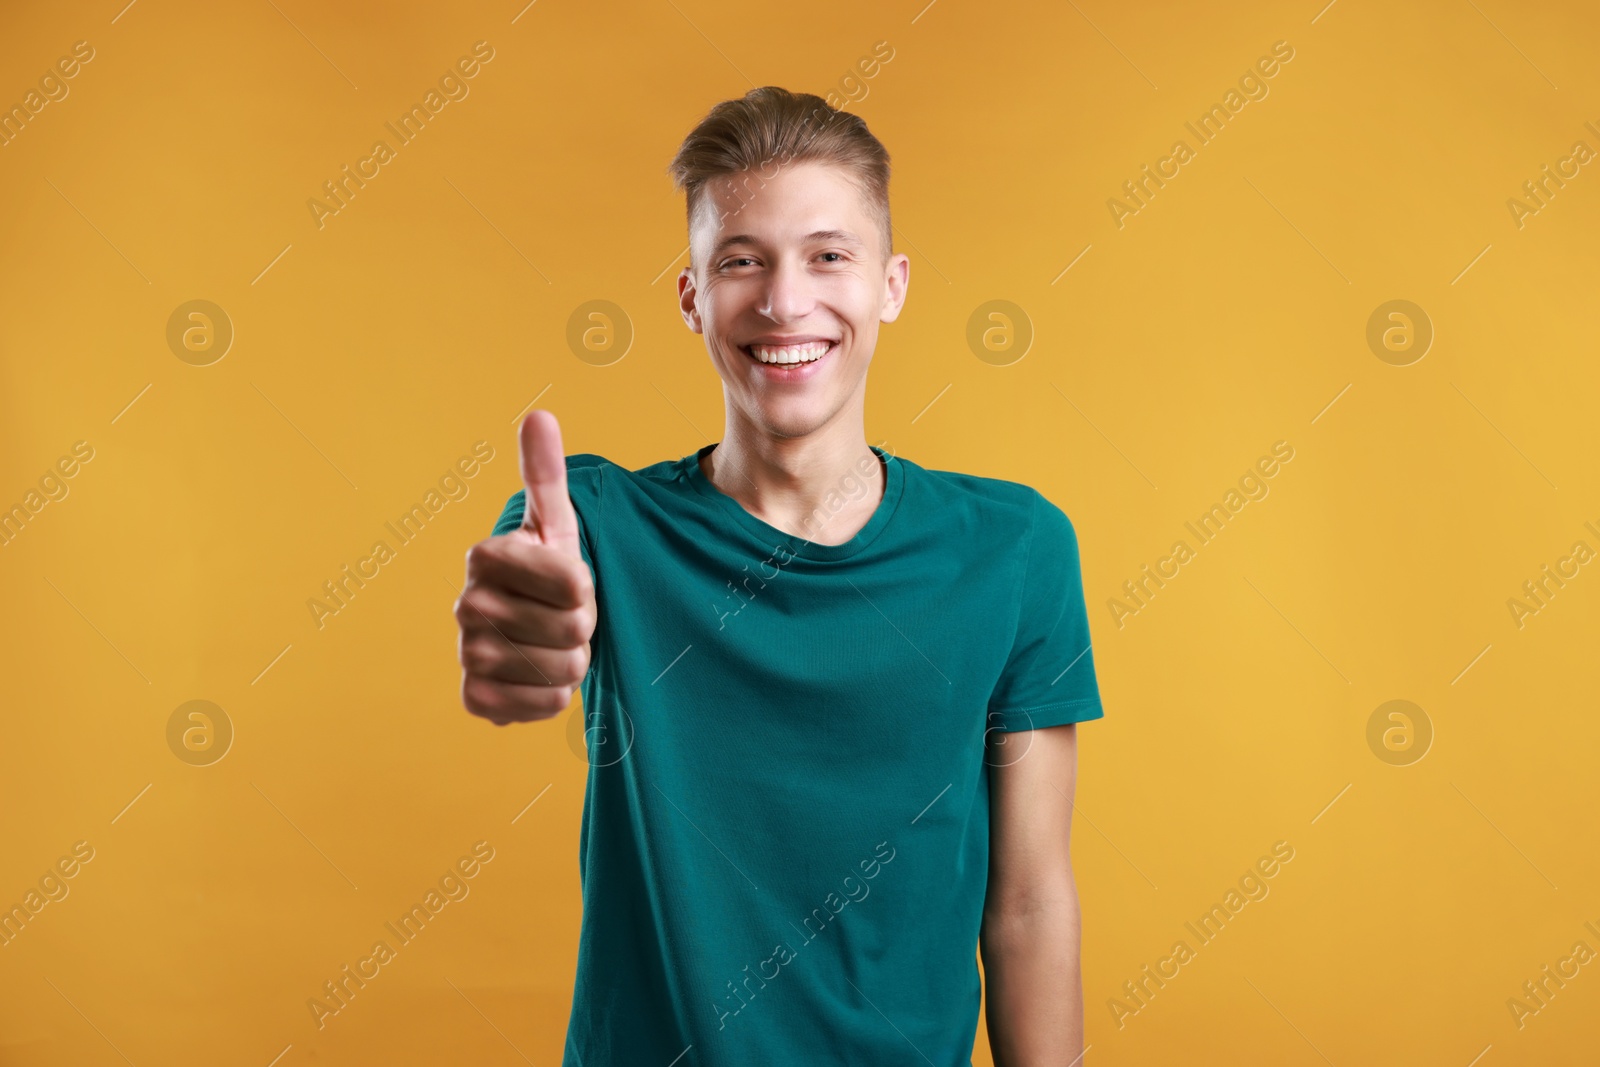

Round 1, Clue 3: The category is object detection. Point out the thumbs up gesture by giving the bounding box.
[455,411,596,725]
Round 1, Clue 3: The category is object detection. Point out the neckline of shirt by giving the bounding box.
[679,442,906,562]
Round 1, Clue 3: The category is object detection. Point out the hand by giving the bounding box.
[455,410,596,725]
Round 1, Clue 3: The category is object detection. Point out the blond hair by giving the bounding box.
[666,86,892,265]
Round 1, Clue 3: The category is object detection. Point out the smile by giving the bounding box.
[741,340,835,365]
[738,340,837,381]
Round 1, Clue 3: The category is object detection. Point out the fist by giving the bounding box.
[455,410,597,725]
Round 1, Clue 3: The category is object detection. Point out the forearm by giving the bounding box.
[980,883,1085,1066]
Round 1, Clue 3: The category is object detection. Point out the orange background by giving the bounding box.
[2,0,1598,1064]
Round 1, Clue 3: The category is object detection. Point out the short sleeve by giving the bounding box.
[986,490,1104,732]
[488,456,602,582]
[489,491,523,537]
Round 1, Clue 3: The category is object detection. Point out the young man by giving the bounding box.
[454,86,1104,1066]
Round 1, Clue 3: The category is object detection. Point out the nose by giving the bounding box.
[757,254,815,324]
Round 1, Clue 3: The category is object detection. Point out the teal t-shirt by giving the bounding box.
[490,442,1104,1066]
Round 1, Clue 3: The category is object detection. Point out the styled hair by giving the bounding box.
[666,86,892,266]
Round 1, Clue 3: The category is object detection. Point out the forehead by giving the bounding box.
[693,160,873,251]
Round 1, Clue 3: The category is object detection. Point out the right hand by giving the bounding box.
[455,410,597,725]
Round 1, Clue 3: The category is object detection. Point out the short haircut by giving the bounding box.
[666,86,893,266]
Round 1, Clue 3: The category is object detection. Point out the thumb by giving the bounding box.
[518,410,582,560]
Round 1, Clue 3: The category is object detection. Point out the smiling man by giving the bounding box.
[454,86,1104,1066]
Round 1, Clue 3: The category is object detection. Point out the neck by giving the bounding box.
[703,412,884,546]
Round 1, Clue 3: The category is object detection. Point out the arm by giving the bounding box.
[981,722,1084,1065]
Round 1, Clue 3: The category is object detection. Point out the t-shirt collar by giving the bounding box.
[680,442,905,562]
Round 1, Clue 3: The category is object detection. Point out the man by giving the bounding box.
[454,86,1104,1066]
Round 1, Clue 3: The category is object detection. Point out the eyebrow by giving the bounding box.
[710,229,865,258]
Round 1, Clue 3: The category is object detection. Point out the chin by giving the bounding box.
[744,399,835,440]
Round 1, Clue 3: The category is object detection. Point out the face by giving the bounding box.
[677,161,909,441]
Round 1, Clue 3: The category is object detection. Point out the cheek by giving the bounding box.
[697,281,748,335]
[843,319,881,360]
[836,277,885,323]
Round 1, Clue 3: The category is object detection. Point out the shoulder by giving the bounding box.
[906,459,1078,543]
[491,452,616,535]
[564,452,613,474]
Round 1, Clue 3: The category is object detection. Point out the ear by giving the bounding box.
[879,252,910,324]
[677,267,704,335]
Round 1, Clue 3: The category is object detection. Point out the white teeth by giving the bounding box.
[748,341,831,364]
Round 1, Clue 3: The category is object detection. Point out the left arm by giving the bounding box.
[981,722,1084,1065]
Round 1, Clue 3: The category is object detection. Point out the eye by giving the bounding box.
[818,252,845,263]
[721,256,757,270]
